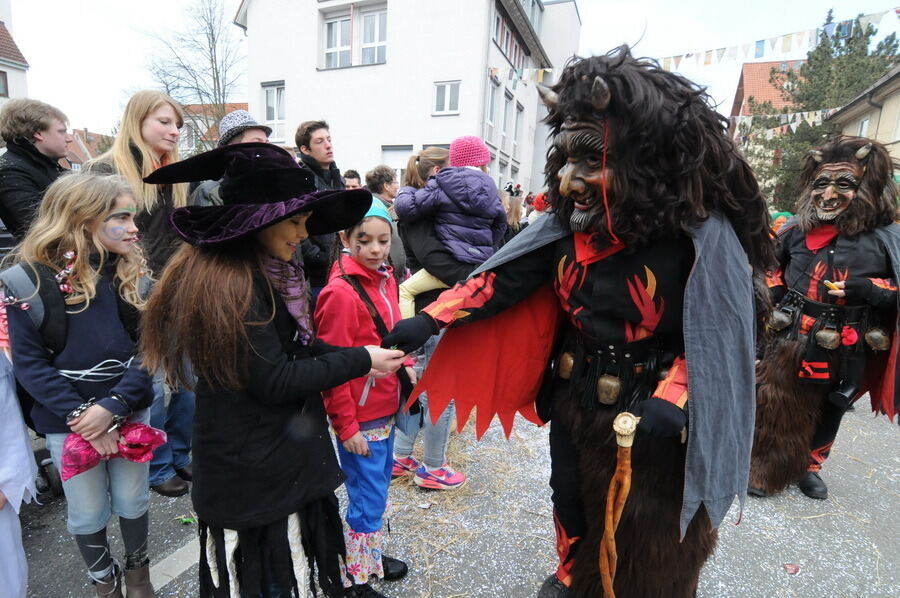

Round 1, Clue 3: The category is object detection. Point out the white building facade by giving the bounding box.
[234,0,580,193]
[0,0,29,107]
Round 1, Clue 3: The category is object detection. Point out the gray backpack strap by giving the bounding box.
[0,264,45,330]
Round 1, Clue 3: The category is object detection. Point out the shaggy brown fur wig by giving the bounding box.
[794,136,899,237]
[542,46,775,274]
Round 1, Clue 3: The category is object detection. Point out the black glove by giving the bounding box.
[840,278,897,307]
[634,397,687,438]
[381,313,439,354]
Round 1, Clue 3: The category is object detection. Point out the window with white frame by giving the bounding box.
[485,80,499,143]
[263,82,285,142]
[325,16,351,68]
[493,4,526,70]
[513,102,523,157]
[321,4,387,69]
[858,115,870,138]
[0,71,8,97]
[501,91,513,153]
[361,10,387,65]
[434,81,460,115]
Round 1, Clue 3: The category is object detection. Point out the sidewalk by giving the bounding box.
[22,405,899,597]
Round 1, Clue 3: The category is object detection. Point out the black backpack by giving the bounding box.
[0,262,145,431]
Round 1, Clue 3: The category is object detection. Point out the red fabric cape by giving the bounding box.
[408,284,562,438]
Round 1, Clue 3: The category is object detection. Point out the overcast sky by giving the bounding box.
[8,0,894,134]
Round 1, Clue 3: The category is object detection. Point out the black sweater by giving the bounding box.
[191,276,371,529]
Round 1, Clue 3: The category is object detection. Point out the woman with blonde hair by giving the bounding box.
[2,173,156,597]
[87,90,195,498]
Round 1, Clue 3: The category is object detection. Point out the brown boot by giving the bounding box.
[123,558,155,598]
[93,565,124,598]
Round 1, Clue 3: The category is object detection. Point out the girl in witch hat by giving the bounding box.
[140,143,406,598]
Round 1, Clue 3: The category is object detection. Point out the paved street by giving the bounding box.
[21,405,899,597]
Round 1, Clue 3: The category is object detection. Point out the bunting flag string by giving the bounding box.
[487,67,555,87]
[730,107,841,146]
[655,7,895,70]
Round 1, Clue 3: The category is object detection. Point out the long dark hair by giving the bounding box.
[141,240,272,390]
[543,46,775,272]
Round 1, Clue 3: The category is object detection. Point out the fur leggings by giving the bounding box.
[550,390,717,598]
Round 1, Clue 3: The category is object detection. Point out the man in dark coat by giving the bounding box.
[0,99,71,239]
[295,120,345,304]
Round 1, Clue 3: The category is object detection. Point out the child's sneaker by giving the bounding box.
[413,463,466,490]
[391,455,421,479]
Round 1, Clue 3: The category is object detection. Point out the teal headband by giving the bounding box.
[364,198,392,224]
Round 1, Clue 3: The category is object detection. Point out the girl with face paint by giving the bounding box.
[313,200,415,597]
[2,173,156,596]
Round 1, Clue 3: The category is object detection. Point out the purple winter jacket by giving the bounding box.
[394,167,507,264]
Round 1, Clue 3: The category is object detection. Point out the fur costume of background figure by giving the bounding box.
[751,137,900,496]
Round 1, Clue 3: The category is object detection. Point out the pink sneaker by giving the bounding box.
[391,455,421,479]
[413,464,467,490]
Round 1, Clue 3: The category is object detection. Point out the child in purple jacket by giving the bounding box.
[394,136,507,317]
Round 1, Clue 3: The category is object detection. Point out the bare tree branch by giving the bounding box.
[146,0,245,154]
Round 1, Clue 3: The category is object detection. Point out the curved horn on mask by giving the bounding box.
[537,84,559,110]
[809,150,824,163]
[855,143,872,160]
[591,76,611,112]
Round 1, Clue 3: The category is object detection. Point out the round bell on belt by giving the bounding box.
[815,328,841,350]
[768,309,792,331]
[597,374,621,405]
[558,352,574,380]
[865,326,891,351]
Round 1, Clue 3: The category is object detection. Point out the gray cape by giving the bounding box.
[473,212,756,537]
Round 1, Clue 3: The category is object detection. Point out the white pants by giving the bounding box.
[0,503,28,598]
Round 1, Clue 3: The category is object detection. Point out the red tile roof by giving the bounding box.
[730,61,804,116]
[180,102,248,117]
[0,21,28,67]
[66,128,113,165]
[181,102,249,143]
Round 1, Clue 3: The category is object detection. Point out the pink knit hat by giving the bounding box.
[449,136,491,168]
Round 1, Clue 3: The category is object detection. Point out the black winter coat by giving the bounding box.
[0,139,67,239]
[298,153,344,288]
[191,275,371,530]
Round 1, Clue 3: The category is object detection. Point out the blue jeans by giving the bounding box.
[148,378,195,486]
[337,431,394,534]
[45,409,150,535]
[393,331,455,469]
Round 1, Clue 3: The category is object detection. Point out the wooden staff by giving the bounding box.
[599,412,640,598]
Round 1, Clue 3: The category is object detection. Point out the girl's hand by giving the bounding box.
[342,432,370,457]
[404,366,418,386]
[365,346,405,374]
[89,430,121,456]
[69,404,114,440]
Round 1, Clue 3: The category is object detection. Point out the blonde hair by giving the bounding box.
[88,90,187,212]
[0,98,68,143]
[404,146,449,188]
[10,173,148,311]
[505,192,524,232]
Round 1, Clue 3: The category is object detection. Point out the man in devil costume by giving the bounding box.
[382,47,774,598]
[750,137,900,500]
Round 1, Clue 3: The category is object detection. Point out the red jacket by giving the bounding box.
[315,254,411,441]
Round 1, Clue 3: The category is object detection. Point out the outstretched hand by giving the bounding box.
[381,313,439,354]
